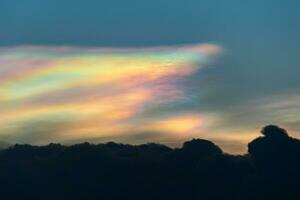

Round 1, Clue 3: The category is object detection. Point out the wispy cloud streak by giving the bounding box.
[0,44,222,145]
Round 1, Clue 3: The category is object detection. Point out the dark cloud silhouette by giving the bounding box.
[0,125,300,199]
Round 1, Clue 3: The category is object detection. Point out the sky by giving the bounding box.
[0,0,300,153]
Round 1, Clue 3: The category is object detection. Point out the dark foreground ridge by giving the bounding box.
[1,125,300,200]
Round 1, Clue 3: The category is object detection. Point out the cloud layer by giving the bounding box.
[0,44,223,147]
[2,43,300,154]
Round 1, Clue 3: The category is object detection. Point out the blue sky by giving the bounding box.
[0,0,300,153]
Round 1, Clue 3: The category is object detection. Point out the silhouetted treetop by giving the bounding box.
[261,125,289,138]
[1,125,300,200]
[182,139,222,156]
[248,125,295,157]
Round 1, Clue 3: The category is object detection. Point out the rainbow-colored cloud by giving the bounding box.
[0,44,221,146]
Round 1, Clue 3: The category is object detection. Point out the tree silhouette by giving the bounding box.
[0,125,300,200]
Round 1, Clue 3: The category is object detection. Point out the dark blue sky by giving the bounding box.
[1,0,299,47]
[1,0,300,152]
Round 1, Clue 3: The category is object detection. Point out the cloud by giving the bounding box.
[0,44,222,146]
[2,43,300,154]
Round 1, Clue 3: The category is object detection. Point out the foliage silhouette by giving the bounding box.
[0,125,300,200]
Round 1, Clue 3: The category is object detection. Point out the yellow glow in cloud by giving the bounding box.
[0,44,222,144]
[149,115,204,135]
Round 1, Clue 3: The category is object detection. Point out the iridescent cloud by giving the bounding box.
[0,44,222,146]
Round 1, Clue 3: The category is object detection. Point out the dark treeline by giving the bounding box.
[1,125,300,200]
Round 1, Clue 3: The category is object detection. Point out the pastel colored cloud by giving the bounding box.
[0,44,222,145]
